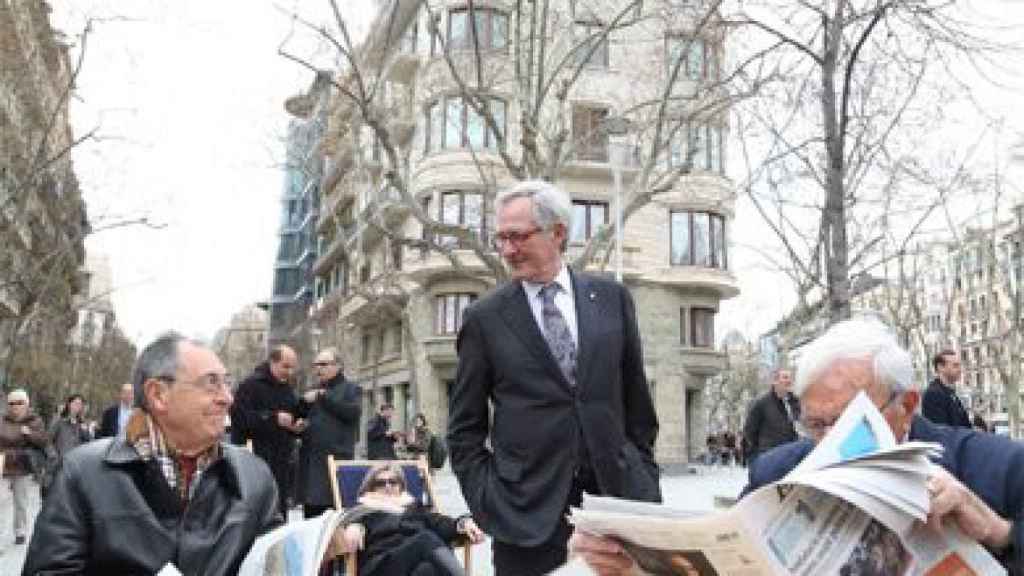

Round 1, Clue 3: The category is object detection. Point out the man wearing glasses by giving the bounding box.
[23,332,280,575]
[296,348,361,519]
[449,180,660,575]
[571,318,1024,575]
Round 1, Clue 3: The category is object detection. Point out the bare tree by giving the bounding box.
[731,0,1011,326]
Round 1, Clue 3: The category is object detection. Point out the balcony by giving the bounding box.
[422,336,458,366]
[561,142,642,178]
[318,184,356,234]
[680,347,725,376]
[651,266,740,299]
[312,224,354,276]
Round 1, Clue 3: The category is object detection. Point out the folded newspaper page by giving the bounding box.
[237,510,344,576]
[569,392,1005,576]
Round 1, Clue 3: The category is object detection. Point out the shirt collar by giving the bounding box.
[522,265,572,300]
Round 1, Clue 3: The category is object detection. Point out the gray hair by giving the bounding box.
[131,331,188,410]
[794,318,916,398]
[495,180,573,246]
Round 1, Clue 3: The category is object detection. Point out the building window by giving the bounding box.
[389,321,403,355]
[425,96,506,152]
[362,331,373,365]
[666,35,719,81]
[574,22,609,68]
[572,105,609,162]
[679,308,688,345]
[438,191,486,247]
[670,211,727,269]
[448,7,508,51]
[690,307,716,348]
[435,293,477,335]
[570,200,608,243]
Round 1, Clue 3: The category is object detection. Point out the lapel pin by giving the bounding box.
[589,292,596,301]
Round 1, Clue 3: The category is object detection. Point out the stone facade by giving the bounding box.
[298,0,738,463]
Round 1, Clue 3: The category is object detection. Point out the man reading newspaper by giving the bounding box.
[571,318,1024,575]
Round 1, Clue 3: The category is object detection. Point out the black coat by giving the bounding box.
[742,390,799,460]
[230,363,300,465]
[22,438,280,576]
[296,373,362,507]
[921,378,972,428]
[97,404,126,439]
[366,414,398,460]
[449,269,661,547]
[350,502,462,576]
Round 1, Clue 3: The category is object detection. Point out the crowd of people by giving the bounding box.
[3,180,1023,576]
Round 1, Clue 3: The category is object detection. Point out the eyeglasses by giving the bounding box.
[158,373,233,395]
[7,400,25,406]
[312,361,335,367]
[370,476,403,490]
[796,390,901,439]
[491,226,544,250]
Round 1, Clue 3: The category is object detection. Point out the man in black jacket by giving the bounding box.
[742,369,800,463]
[449,180,660,576]
[296,347,361,518]
[231,345,304,517]
[367,404,399,460]
[922,349,971,428]
[97,383,133,438]
[23,332,280,575]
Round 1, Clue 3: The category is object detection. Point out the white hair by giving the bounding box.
[495,180,573,238]
[794,318,916,398]
[7,388,29,405]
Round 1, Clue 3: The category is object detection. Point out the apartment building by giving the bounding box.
[301,0,738,464]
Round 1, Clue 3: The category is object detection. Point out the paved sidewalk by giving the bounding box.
[1,464,749,575]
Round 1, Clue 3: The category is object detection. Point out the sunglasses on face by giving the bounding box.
[370,476,403,490]
[8,400,25,406]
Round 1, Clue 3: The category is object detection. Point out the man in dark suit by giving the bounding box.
[571,318,1024,575]
[296,348,361,519]
[449,180,660,576]
[97,383,134,438]
[922,349,972,428]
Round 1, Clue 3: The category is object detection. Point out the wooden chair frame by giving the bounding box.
[327,456,473,574]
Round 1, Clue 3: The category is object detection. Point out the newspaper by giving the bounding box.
[569,392,1006,576]
[237,510,344,576]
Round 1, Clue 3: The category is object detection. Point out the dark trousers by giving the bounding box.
[265,454,292,518]
[367,531,460,576]
[492,468,598,576]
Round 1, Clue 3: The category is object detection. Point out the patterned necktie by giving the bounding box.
[539,283,576,387]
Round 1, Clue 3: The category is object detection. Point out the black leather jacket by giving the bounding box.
[22,438,280,576]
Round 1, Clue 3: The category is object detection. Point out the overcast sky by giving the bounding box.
[48,0,1024,349]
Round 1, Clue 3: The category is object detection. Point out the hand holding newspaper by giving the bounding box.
[569,392,1006,576]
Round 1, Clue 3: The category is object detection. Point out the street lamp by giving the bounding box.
[602,116,634,283]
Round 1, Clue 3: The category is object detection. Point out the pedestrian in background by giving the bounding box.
[1,388,48,545]
[406,412,432,461]
[98,382,134,438]
[296,347,361,519]
[231,345,304,519]
[922,350,972,428]
[47,393,92,492]
[742,368,799,464]
[367,404,399,460]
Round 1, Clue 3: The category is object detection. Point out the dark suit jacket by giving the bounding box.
[366,414,397,460]
[922,378,972,428]
[742,416,1024,574]
[296,374,362,507]
[448,269,661,547]
[742,391,799,460]
[97,404,124,439]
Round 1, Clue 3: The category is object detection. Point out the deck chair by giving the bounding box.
[327,456,474,575]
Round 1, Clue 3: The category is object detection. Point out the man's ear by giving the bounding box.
[901,390,920,415]
[144,378,169,414]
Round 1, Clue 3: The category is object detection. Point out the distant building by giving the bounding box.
[284,0,739,464]
[212,304,268,384]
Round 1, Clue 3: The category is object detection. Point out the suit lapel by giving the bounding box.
[571,270,599,395]
[499,282,572,390]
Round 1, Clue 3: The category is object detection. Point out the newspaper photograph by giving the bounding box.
[569,392,1006,576]
[237,510,344,576]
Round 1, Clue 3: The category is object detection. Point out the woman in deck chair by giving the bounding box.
[341,462,485,575]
